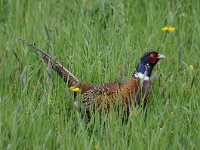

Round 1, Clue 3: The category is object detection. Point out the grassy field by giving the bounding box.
[0,0,200,149]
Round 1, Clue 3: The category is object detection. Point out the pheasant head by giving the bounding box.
[135,51,166,80]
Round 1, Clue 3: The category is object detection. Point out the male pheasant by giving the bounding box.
[22,40,165,116]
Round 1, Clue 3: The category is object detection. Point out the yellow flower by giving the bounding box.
[189,64,194,71]
[161,26,176,32]
[69,86,81,92]
[95,144,100,149]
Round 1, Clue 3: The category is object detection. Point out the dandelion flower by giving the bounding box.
[69,86,81,92]
[189,64,194,71]
[162,26,176,32]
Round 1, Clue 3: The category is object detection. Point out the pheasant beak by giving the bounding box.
[157,53,166,59]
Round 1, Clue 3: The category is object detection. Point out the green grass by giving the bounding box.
[0,0,200,149]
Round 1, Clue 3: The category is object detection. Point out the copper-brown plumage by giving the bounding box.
[21,39,165,116]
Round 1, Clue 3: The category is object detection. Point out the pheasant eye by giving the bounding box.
[148,54,157,64]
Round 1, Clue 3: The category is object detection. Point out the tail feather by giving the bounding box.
[19,38,79,87]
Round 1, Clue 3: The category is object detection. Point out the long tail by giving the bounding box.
[19,38,79,87]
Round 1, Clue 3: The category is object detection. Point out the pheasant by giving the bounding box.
[21,39,165,116]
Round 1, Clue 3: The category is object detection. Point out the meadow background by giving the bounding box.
[0,0,200,149]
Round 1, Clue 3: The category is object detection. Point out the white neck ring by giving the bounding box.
[134,72,150,81]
